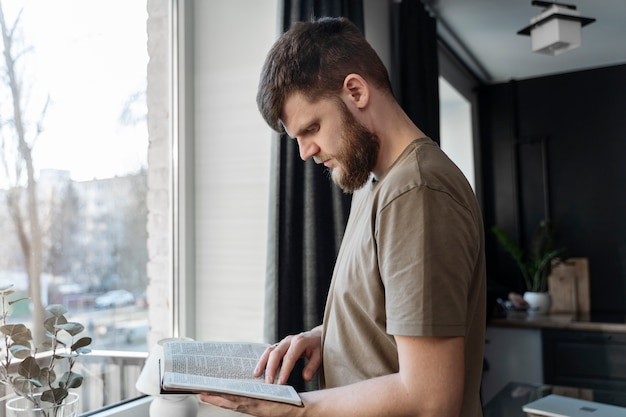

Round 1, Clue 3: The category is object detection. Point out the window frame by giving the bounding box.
[438,40,484,205]
[171,0,197,342]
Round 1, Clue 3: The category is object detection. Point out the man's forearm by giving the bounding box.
[298,372,461,417]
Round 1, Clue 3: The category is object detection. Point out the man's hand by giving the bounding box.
[199,392,304,417]
[254,325,322,385]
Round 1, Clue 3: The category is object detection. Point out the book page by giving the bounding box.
[163,372,302,406]
[163,341,269,381]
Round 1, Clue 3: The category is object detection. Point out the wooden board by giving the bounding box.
[548,258,590,313]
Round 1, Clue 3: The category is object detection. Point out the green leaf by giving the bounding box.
[27,378,43,388]
[18,356,41,379]
[44,315,68,334]
[9,343,32,359]
[45,304,68,317]
[72,337,92,351]
[41,388,68,405]
[0,324,33,342]
[40,367,56,384]
[63,371,84,389]
[491,226,524,262]
[0,284,14,293]
[492,220,567,292]
[55,322,84,336]
[11,377,34,394]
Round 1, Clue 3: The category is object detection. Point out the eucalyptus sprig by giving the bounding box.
[0,284,92,407]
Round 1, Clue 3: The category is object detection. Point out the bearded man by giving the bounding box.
[201,17,486,417]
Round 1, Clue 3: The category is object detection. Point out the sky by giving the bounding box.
[0,0,148,187]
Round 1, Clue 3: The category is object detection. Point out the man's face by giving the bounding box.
[281,93,379,193]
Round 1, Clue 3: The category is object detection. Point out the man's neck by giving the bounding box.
[370,99,426,178]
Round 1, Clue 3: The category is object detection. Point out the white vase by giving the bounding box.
[5,392,79,417]
[149,395,198,417]
[523,291,551,315]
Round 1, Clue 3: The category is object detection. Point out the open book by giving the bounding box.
[159,340,302,406]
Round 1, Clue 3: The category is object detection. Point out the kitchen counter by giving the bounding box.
[489,311,626,333]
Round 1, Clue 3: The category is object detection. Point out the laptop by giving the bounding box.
[522,394,626,417]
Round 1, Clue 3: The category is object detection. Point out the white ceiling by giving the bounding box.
[425,0,626,83]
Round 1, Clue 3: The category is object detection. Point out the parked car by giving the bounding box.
[94,290,135,309]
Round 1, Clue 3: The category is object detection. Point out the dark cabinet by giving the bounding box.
[542,329,626,392]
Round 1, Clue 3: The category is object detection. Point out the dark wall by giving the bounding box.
[478,64,626,314]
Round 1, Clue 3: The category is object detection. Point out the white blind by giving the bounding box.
[192,0,277,342]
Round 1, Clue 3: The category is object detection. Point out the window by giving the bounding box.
[0,0,154,413]
[2,0,279,414]
[438,41,482,198]
[439,76,475,190]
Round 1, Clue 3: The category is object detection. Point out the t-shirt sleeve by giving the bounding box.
[377,185,479,337]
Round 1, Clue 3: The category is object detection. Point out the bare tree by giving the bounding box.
[0,2,48,344]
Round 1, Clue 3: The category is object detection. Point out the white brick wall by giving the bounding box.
[146,0,172,347]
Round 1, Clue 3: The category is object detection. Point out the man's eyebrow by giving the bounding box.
[291,120,319,139]
[280,112,319,138]
[279,120,295,138]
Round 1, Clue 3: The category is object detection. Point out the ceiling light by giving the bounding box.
[518,1,595,56]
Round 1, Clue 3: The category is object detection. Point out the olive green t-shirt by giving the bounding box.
[321,137,486,417]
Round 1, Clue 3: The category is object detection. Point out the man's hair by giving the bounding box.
[257,17,392,132]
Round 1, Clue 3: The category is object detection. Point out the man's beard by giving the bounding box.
[327,101,380,193]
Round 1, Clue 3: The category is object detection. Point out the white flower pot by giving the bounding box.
[523,291,551,315]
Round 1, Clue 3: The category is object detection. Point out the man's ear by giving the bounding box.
[343,74,370,109]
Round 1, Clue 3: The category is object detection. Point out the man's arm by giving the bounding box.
[200,335,465,417]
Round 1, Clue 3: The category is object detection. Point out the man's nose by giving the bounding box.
[296,137,318,161]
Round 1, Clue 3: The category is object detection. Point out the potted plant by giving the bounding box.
[0,284,92,417]
[491,219,566,313]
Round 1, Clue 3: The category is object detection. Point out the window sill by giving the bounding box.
[83,396,151,417]
[83,395,251,417]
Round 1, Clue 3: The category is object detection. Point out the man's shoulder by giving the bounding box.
[378,138,449,190]
[371,137,475,209]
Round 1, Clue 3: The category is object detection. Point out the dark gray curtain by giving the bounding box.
[264,0,364,391]
[390,0,440,143]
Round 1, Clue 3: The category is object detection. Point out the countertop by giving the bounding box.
[488,311,626,333]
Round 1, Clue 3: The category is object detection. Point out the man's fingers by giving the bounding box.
[253,329,322,385]
[275,333,307,385]
[263,342,285,384]
[302,351,321,381]
[199,392,238,410]
[254,343,279,377]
